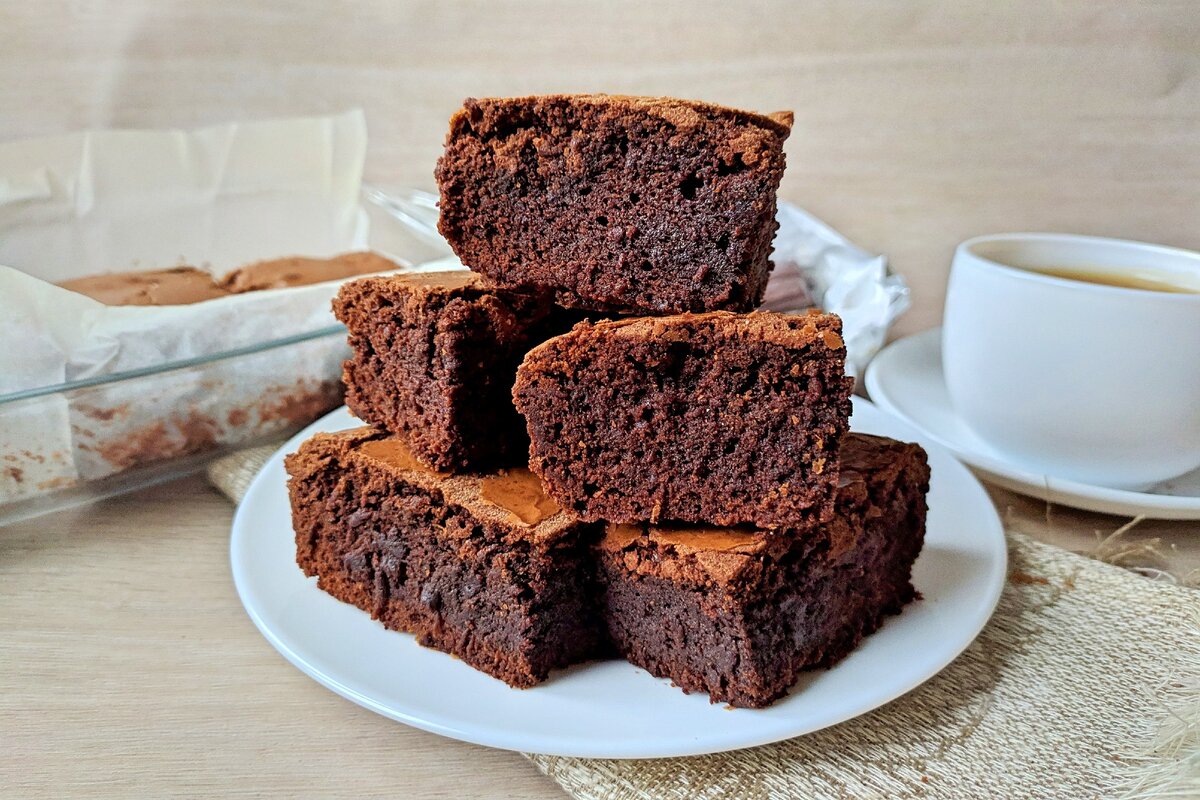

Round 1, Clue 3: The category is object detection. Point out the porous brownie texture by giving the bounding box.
[286,427,607,688]
[333,271,555,472]
[513,310,854,529]
[435,94,793,315]
[598,433,930,708]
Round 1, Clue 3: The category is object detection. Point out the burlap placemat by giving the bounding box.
[208,446,1199,800]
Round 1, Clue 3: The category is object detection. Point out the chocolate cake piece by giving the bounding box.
[435,94,792,315]
[598,433,930,708]
[333,271,555,472]
[58,251,400,305]
[221,251,398,292]
[286,427,607,688]
[513,310,854,529]
[58,267,230,305]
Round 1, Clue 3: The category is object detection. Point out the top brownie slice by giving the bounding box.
[513,310,854,529]
[333,271,554,472]
[435,94,793,315]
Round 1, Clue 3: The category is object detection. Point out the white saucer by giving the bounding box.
[230,398,1006,759]
[865,328,1200,520]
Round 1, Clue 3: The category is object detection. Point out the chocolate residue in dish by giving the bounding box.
[75,403,129,422]
[88,412,218,471]
[173,411,222,454]
[8,450,49,465]
[74,380,341,473]
[255,380,343,429]
[89,420,171,470]
[35,476,77,492]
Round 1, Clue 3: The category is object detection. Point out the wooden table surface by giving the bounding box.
[2,2,1198,797]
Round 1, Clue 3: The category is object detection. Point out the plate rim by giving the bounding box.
[230,397,1008,758]
[864,327,1200,520]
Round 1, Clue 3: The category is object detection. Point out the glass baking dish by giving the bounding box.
[0,186,454,525]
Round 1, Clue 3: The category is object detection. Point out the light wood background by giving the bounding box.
[3,1,1198,334]
[3,3,1198,798]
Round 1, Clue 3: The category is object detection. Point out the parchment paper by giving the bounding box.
[0,112,379,502]
[765,203,910,377]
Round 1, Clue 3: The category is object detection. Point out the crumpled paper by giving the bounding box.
[764,203,910,377]
[0,112,377,503]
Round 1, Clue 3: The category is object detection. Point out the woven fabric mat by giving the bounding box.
[208,446,1199,800]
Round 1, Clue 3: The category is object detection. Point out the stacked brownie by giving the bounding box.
[286,94,930,708]
[511,312,927,707]
[289,271,603,688]
[287,427,606,687]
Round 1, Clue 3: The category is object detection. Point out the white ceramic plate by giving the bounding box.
[230,397,1006,758]
[865,328,1200,520]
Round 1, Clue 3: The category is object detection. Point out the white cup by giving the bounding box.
[942,233,1200,490]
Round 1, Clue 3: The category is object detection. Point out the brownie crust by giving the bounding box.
[221,251,398,292]
[513,310,854,529]
[57,267,230,305]
[435,94,792,315]
[333,271,554,472]
[597,433,930,707]
[286,427,607,688]
[59,251,400,305]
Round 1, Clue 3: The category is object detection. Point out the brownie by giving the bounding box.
[58,267,229,305]
[435,94,793,315]
[59,252,400,305]
[513,310,854,529]
[221,251,398,292]
[597,433,930,708]
[286,427,607,688]
[333,271,556,472]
